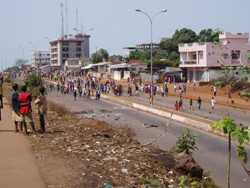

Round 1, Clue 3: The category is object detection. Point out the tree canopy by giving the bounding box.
[129,28,222,67]
[91,48,109,64]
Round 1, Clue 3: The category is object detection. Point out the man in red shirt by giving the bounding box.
[18,85,36,134]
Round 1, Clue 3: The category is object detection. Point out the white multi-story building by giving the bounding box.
[50,33,90,69]
[32,51,50,67]
[179,32,250,82]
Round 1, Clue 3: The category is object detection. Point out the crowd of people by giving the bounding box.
[43,72,220,113]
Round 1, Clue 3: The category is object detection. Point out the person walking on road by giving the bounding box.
[175,101,179,111]
[73,87,77,101]
[179,97,183,111]
[211,97,216,111]
[189,98,193,111]
[197,96,202,110]
[11,84,22,132]
[18,85,36,134]
[34,87,47,133]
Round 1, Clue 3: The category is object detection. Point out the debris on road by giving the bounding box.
[29,101,218,188]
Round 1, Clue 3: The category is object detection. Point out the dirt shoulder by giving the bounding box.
[29,101,218,188]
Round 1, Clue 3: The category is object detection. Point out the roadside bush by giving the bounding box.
[231,80,250,92]
[176,129,198,154]
[240,89,250,98]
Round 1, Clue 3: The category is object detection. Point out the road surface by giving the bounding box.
[48,91,250,188]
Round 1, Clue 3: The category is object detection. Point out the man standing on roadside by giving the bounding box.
[11,84,22,132]
[35,87,47,133]
[18,85,36,134]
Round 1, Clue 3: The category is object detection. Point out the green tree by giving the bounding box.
[172,28,198,44]
[213,117,250,188]
[91,48,109,63]
[198,29,220,43]
[129,50,150,64]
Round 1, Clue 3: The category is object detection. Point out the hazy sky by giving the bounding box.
[1,0,250,69]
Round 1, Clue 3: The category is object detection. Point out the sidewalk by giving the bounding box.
[0,100,45,188]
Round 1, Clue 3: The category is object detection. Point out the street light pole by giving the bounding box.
[135,9,167,105]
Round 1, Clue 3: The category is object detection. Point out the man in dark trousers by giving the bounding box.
[11,84,22,132]
[197,96,202,110]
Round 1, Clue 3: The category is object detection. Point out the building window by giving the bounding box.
[231,50,240,60]
[62,47,69,52]
[222,53,229,59]
[76,54,81,58]
[76,47,81,52]
[199,51,203,59]
[62,54,69,58]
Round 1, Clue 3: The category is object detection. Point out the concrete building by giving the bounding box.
[179,32,250,82]
[50,33,90,69]
[32,51,50,67]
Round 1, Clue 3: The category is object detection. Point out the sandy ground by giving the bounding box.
[0,100,46,188]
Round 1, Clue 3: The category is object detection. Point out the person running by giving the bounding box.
[34,87,47,133]
[11,84,22,132]
[18,85,36,134]
[197,96,202,110]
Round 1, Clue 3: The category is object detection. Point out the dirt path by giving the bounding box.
[0,100,46,188]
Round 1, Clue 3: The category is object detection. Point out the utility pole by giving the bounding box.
[60,2,65,39]
[135,9,167,105]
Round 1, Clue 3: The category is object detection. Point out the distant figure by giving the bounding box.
[128,85,132,96]
[73,87,77,101]
[189,98,193,111]
[197,97,202,110]
[211,97,216,110]
[175,101,179,111]
[35,87,47,133]
[179,97,183,111]
[213,86,217,97]
[174,84,177,93]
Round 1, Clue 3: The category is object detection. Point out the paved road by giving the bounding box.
[48,91,250,188]
[121,92,250,126]
[0,100,45,188]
